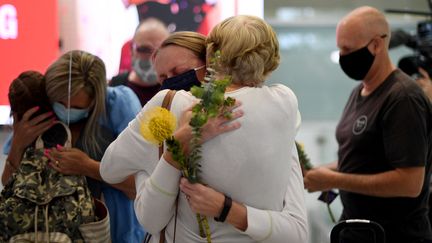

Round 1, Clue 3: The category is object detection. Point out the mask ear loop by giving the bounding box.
[194,65,206,71]
[67,52,72,126]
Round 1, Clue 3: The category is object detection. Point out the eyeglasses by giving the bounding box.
[132,43,154,54]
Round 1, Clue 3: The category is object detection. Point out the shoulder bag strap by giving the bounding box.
[159,90,176,158]
[159,90,177,243]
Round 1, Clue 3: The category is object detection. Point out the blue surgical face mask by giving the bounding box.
[132,57,159,85]
[52,102,89,124]
[160,65,205,91]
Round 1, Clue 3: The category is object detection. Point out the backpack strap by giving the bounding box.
[35,121,72,149]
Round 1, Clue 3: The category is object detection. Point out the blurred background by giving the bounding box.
[0,0,430,242]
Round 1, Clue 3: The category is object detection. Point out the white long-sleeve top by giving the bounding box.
[100,84,308,242]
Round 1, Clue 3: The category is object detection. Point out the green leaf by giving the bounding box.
[191,86,204,98]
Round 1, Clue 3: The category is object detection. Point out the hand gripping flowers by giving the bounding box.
[296,142,338,223]
[139,51,235,243]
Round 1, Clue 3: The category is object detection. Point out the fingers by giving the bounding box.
[214,109,243,131]
[52,159,61,168]
[218,121,241,133]
[218,100,242,117]
[213,109,243,124]
[16,109,55,134]
[21,106,40,122]
[419,67,429,79]
[179,177,194,193]
[49,160,62,172]
[227,109,243,121]
[180,178,203,199]
[32,118,55,134]
[21,107,54,126]
[180,182,194,206]
[44,148,62,171]
[44,148,57,161]
[231,100,242,110]
[56,144,65,151]
[28,112,55,127]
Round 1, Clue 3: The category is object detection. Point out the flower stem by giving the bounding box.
[196,214,212,242]
[327,203,336,223]
[197,213,205,238]
[325,192,336,223]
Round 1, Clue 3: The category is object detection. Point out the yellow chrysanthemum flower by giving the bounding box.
[140,107,177,145]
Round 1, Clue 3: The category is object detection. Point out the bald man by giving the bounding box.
[304,6,432,243]
[110,18,169,106]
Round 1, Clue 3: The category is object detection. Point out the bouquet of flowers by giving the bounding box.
[140,51,234,243]
[295,141,338,223]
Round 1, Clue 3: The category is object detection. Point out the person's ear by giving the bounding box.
[371,37,385,55]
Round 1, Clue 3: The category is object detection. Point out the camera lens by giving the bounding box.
[417,21,432,39]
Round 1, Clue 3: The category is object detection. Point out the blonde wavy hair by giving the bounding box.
[206,15,280,86]
[155,31,206,62]
[45,50,107,155]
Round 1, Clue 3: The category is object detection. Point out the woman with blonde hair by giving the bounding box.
[2,50,145,242]
[101,17,307,242]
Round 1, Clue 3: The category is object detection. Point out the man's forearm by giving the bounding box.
[333,166,425,198]
[324,161,338,171]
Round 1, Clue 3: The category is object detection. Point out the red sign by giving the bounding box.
[0,0,58,107]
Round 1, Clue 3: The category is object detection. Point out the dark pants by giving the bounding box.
[429,190,432,229]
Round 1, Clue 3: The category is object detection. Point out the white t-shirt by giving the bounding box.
[101,84,308,242]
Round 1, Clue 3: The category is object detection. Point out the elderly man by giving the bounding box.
[110,18,169,106]
[304,6,432,243]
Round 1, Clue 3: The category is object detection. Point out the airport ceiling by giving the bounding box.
[264,0,431,24]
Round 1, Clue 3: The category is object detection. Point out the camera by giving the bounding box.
[393,20,432,79]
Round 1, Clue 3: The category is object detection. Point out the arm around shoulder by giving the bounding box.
[243,146,308,243]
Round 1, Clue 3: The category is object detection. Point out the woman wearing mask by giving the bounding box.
[2,50,145,243]
[101,20,307,243]
[101,31,213,184]
[156,31,207,91]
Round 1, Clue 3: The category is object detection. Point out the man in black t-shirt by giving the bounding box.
[110,18,169,106]
[304,6,432,243]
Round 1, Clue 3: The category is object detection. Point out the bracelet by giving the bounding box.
[214,194,232,222]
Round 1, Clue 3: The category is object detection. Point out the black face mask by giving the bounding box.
[160,68,202,91]
[339,45,375,81]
